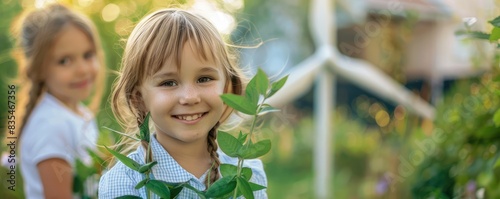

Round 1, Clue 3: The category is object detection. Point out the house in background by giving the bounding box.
[338,0,498,104]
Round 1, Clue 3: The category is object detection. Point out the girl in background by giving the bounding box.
[11,3,106,198]
[99,8,267,198]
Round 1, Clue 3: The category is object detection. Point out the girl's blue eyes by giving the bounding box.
[160,77,214,87]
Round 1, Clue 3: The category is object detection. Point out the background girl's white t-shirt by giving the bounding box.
[20,93,98,199]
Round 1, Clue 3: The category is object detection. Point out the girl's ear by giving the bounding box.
[131,88,147,113]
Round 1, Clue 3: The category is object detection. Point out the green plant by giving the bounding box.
[105,68,288,199]
[411,15,500,198]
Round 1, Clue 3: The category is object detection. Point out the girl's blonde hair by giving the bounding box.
[10,3,106,139]
[111,8,245,187]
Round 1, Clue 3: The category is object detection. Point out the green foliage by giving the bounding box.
[489,16,500,27]
[412,15,500,198]
[205,176,237,198]
[456,15,500,48]
[490,27,500,42]
[455,30,491,40]
[216,68,287,198]
[220,94,256,115]
[105,146,141,171]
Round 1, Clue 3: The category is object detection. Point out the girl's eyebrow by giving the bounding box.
[153,66,219,79]
[152,71,177,80]
[199,66,218,73]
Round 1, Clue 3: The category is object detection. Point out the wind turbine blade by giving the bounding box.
[310,0,334,46]
[267,53,327,107]
[330,55,435,119]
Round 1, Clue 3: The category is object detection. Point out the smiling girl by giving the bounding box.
[98,8,267,198]
[11,4,105,198]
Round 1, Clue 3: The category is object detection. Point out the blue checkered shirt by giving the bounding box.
[98,134,268,198]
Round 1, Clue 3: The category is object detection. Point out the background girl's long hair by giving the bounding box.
[8,3,106,142]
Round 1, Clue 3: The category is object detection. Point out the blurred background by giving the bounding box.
[1,0,500,198]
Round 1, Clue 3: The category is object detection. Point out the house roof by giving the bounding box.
[366,0,453,19]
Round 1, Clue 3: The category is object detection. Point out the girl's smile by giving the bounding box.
[172,112,207,124]
[70,78,93,89]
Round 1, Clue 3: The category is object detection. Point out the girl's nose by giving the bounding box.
[76,58,99,76]
[179,85,201,105]
[75,58,91,75]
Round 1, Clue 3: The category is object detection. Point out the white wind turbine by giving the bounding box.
[266,0,435,198]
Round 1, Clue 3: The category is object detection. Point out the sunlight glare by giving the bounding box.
[102,3,120,22]
[191,0,236,35]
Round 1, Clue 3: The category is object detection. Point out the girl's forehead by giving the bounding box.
[50,25,94,57]
[153,42,221,73]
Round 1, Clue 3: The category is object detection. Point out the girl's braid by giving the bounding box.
[205,122,221,188]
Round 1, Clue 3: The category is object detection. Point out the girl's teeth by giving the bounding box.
[177,114,202,121]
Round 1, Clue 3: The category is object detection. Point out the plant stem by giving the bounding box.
[233,157,244,199]
[233,97,267,198]
[244,98,266,146]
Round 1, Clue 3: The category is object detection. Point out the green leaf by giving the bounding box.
[139,112,151,143]
[103,126,140,141]
[489,15,500,27]
[237,131,248,144]
[236,177,254,199]
[490,27,500,41]
[217,131,243,157]
[72,175,83,194]
[115,196,143,199]
[145,180,170,199]
[105,146,140,171]
[258,104,280,116]
[254,68,269,95]
[205,176,237,197]
[220,164,238,177]
[145,180,183,198]
[456,30,491,40]
[220,164,253,181]
[241,167,253,181]
[74,158,96,180]
[182,184,207,199]
[495,158,500,168]
[169,185,183,199]
[86,148,105,168]
[238,139,272,159]
[248,182,267,191]
[220,94,256,115]
[246,74,260,107]
[138,161,158,173]
[249,182,266,191]
[135,178,148,189]
[267,75,288,98]
[493,109,500,127]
